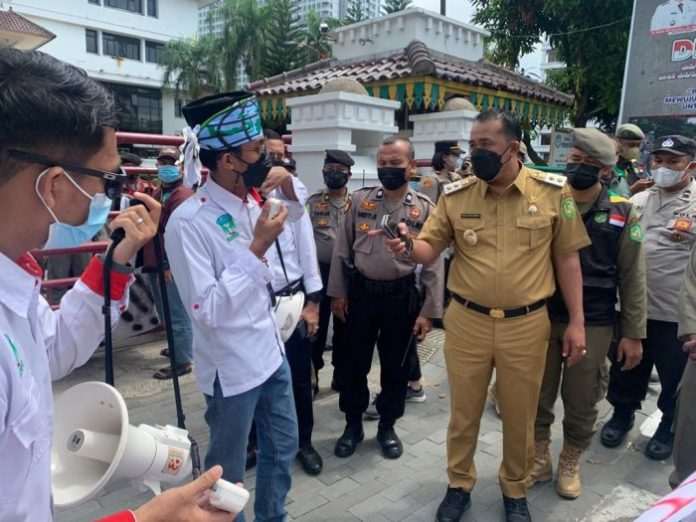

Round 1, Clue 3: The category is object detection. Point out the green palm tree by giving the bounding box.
[160,36,220,101]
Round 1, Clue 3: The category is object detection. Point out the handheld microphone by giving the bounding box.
[110,199,147,243]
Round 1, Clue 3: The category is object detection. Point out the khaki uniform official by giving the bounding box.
[675,245,696,486]
[418,169,462,204]
[327,186,444,427]
[418,166,590,498]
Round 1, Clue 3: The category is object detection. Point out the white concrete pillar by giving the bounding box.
[409,109,479,161]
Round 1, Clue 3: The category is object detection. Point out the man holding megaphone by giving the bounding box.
[0,48,235,522]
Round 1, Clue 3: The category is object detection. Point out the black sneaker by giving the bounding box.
[600,408,635,448]
[435,487,471,522]
[645,420,674,460]
[503,496,531,522]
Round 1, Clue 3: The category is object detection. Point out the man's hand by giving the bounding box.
[133,465,237,522]
[413,316,433,341]
[563,321,586,368]
[683,334,696,363]
[629,178,655,195]
[331,297,348,322]
[164,269,174,284]
[250,200,288,258]
[301,301,320,337]
[110,192,161,265]
[616,337,643,371]
[369,222,410,255]
[261,166,296,200]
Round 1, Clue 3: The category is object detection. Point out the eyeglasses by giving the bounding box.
[8,148,128,200]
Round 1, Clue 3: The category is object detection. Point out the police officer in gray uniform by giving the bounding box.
[602,135,696,460]
[308,150,354,391]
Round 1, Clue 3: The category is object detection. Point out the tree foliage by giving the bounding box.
[161,36,220,101]
[304,10,343,62]
[471,0,633,128]
[382,0,412,14]
[345,0,367,24]
[259,0,307,78]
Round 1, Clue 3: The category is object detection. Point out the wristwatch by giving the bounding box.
[305,291,322,303]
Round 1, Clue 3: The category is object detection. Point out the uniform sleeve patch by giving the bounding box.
[561,197,577,219]
[422,177,434,188]
[629,223,643,242]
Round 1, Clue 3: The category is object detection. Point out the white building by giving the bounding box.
[539,40,564,82]
[6,0,201,135]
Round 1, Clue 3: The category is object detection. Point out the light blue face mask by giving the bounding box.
[157,165,181,183]
[36,169,112,249]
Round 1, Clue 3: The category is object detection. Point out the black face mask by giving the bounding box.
[237,152,272,188]
[470,146,510,182]
[565,162,601,190]
[324,170,349,190]
[377,167,408,190]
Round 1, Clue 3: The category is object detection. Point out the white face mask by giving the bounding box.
[652,166,686,188]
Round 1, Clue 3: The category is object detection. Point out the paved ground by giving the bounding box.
[54,331,673,522]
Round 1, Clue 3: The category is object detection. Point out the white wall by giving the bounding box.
[332,8,489,62]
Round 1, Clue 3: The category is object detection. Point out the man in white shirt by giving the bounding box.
[0,48,233,522]
[263,130,324,476]
[166,92,305,522]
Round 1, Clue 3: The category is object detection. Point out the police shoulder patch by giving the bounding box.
[529,170,567,188]
[444,176,477,196]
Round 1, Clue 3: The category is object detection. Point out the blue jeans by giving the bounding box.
[145,272,193,364]
[204,359,298,522]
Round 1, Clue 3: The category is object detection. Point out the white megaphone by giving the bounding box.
[51,381,193,508]
[52,381,250,513]
[275,291,305,342]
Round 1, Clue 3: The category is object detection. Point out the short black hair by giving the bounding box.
[381,135,415,160]
[475,109,522,142]
[432,151,447,171]
[0,48,118,184]
[263,128,282,140]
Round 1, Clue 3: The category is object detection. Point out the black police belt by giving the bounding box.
[275,278,304,297]
[355,272,415,296]
[452,293,546,319]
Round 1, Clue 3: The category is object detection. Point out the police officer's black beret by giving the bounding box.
[651,135,696,157]
[182,91,254,127]
[324,149,355,167]
[434,140,461,154]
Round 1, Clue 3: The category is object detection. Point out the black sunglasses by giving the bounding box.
[8,148,128,200]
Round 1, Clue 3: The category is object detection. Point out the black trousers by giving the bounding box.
[311,262,347,376]
[339,289,414,428]
[608,319,688,426]
[285,326,314,447]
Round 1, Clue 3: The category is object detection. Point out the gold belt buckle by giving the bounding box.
[489,308,505,319]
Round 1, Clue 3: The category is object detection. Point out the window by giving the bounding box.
[102,82,162,134]
[147,0,157,17]
[104,0,143,14]
[174,99,192,118]
[103,32,141,60]
[145,41,165,63]
[85,29,98,54]
[88,0,100,4]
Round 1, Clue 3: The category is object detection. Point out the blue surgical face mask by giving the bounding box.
[36,168,112,249]
[157,165,181,183]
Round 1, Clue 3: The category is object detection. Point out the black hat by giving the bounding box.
[119,152,142,166]
[651,135,696,157]
[182,91,252,127]
[434,140,461,154]
[324,149,355,167]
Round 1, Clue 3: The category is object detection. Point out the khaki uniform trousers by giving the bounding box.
[535,323,612,450]
[673,361,696,485]
[444,301,550,499]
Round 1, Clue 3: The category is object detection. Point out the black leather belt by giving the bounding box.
[357,272,415,296]
[452,293,546,319]
[275,278,304,297]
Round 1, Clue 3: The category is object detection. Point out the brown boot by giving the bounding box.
[528,439,552,486]
[556,440,583,499]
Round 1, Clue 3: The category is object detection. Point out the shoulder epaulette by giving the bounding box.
[308,190,323,200]
[443,176,477,196]
[413,190,436,206]
[529,170,566,188]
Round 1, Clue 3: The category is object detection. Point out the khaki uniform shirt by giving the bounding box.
[416,169,462,204]
[418,166,591,309]
[327,186,445,319]
[307,189,352,265]
[630,180,696,323]
[678,240,696,339]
